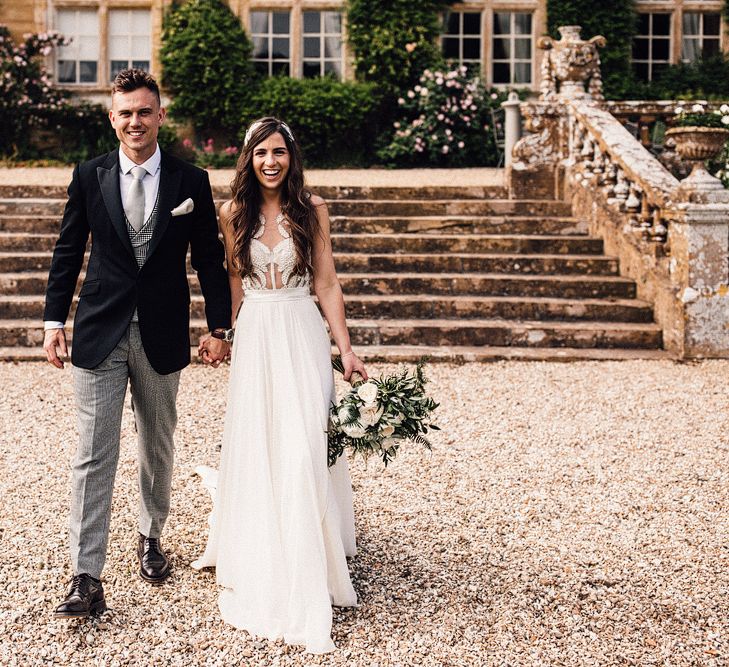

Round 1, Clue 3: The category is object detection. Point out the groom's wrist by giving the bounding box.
[210,327,234,343]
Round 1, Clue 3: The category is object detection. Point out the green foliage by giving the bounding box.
[345,0,451,96]
[547,0,637,99]
[638,56,729,100]
[378,66,508,167]
[239,76,382,167]
[160,0,257,142]
[673,102,729,128]
[178,137,240,168]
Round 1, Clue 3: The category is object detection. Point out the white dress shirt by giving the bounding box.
[44,145,162,330]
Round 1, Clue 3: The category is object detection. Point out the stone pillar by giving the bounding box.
[501,92,521,168]
[665,203,729,358]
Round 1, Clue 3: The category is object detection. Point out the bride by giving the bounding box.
[192,117,367,653]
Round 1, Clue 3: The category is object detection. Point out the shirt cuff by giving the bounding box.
[44,321,65,330]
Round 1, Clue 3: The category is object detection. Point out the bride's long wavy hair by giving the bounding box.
[229,117,318,280]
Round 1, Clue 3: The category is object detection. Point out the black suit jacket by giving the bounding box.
[44,149,231,374]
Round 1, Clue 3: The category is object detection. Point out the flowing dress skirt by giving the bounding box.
[192,287,357,654]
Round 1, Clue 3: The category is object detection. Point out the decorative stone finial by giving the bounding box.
[538,26,606,101]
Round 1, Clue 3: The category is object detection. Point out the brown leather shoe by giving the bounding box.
[54,573,106,619]
[137,533,170,584]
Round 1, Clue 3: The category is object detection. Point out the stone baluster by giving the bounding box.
[625,182,642,228]
[613,168,629,209]
[650,208,668,243]
[603,161,617,201]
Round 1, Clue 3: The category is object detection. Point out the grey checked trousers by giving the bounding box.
[70,323,180,578]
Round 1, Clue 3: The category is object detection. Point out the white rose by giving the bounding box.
[356,381,378,405]
[360,405,383,427]
[692,103,705,113]
[722,116,729,125]
[337,405,355,423]
[380,424,395,437]
[721,104,729,114]
[342,423,367,439]
[674,106,684,115]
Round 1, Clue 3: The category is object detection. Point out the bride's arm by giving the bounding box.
[218,201,244,327]
[310,195,368,382]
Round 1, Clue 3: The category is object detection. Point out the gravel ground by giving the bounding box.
[0,360,727,667]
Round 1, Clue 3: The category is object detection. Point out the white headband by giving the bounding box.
[243,120,295,147]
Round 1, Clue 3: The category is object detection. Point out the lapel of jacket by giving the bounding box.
[97,151,135,260]
[147,150,182,261]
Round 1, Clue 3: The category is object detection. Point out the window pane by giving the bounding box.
[57,60,76,83]
[652,38,669,60]
[653,14,670,35]
[652,63,668,79]
[632,38,649,60]
[272,12,289,34]
[131,36,150,58]
[682,38,700,61]
[271,61,289,75]
[323,12,341,34]
[109,36,127,60]
[109,9,130,33]
[78,35,99,59]
[514,13,532,35]
[683,13,700,35]
[633,62,649,81]
[514,62,531,84]
[110,60,126,80]
[131,10,150,33]
[703,39,720,56]
[493,13,510,34]
[493,62,510,83]
[303,11,320,33]
[444,12,459,35]
[704,13,721,35]
[132,59,150,71]
[254,61,268,76]
[272,37,289,59]
[638,14,649,34]
[493,38,509,60]
[324,60,341,77]
[463,12,480,35]
[79,60,97,82]
[252,36,268,59]
[442,37,459,59]
[57,11,76,33]
[463,38,480,60]
[514,38,531,59]
[303,61,320,78]
[303,37,320,58]
[324,38,341,59]
[78,10,97,33]
[250,12,268,34]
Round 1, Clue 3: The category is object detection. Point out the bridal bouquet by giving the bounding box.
[327,356,439,467]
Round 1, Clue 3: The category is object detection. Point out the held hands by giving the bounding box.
[341,350,367,383]
[43,328,68,369]
[198,333,230,369]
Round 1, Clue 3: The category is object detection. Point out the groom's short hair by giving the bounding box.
[111,68,161,106]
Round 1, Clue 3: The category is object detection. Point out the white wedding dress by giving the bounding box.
[192,212,358,653]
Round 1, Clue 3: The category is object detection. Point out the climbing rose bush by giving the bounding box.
[377,66,508,167]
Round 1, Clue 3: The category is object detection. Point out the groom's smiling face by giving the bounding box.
[109,86,166,164]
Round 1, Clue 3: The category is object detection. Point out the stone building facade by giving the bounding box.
[0,0,726,102]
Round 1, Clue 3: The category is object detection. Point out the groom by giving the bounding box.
[43,69,232,618]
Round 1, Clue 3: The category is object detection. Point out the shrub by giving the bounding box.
[345,0,451,98]
[378,66,507,167]
[240,76,382,167]
[181,137,240,168]
[160,0,257,142]
[642,55,729,100]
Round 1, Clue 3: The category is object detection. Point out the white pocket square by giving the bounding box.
[171,198,194,217]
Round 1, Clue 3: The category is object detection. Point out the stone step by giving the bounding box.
[333,253,619,275]
[0,230,603,255]
[0,318,662,349]
[0,213,587,236]
[0,294,655,323]
[0,251,619,276]
[0,198,574,218]
[0,271,637,298]
[329,216,587,235]
[0,344,674,363]
[331,233,603,255]
[0,184,509,201]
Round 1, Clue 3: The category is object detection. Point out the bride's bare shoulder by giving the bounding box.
[218,199,238,225]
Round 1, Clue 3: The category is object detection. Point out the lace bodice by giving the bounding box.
[242,212,311,291]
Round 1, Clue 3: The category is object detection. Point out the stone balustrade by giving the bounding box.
[506,25,729,358]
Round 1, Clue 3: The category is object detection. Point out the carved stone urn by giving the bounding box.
[665,126,729,203]
[538,25,606,100]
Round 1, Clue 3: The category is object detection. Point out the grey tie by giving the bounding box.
[127,165,147,232]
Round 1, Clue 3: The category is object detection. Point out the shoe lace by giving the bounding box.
[146,537,160,550]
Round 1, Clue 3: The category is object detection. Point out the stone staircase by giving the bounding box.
[0,182,668,362]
